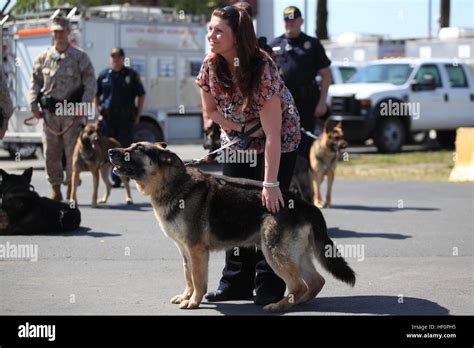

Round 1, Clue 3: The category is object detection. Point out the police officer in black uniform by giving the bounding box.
[95,47,146,186]
[270,6,331,159]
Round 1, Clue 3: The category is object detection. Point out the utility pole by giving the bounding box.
[439,0,450,29]
[428,0,432,39]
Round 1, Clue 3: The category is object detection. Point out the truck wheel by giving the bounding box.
[374,118,406,153]
[133,120,164,143]
[7,144,38,159]
[436,130,455,149]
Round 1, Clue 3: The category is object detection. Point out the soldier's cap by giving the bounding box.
[283,6,302,20]
[51,16,70,31]
[110,47,125,57]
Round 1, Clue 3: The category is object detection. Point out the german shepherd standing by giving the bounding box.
[69,123,132,207]
[291,121,347,208]
[109,142,355,312]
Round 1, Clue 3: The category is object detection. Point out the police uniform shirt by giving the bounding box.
[96,67,145,110]
[270,32,331,92]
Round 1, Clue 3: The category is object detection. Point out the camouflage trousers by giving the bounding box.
[42,111,85,186]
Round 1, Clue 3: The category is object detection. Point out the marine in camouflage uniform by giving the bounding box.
[0,66,13,140]
[28,16,96,200]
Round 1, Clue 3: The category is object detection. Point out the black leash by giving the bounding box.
[186,125,317,166]
[185,122,262,166]
[301,127,319,140]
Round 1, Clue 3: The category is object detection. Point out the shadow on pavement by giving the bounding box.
[78,202,152,211]
[60,226,122,238]
[328,227,411,240]
[205,295,449,315]
[296,295,449,315]
[330,204,439,212]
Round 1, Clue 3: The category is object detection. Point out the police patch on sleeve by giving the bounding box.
[304,41,312,50]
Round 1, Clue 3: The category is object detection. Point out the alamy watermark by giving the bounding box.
[0,241,38,262]
[324,242,365,262]
[55,101,96,120]
[216,149,257,167]
[18,322,55,341]
[380,100,420,120]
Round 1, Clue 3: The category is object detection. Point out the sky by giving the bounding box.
[273,0,474,40]
[1,0,473,40]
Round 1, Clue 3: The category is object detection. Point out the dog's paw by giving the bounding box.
[323,202,331,208]
[314,201,324,209]
[178,299,200,309]
[126,198,133,205]
[170,294,189,304]
[98,198,108,204]
[263,302,285,313]
[91,201,98,208]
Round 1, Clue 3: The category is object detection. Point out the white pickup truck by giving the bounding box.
[328,58,474,152]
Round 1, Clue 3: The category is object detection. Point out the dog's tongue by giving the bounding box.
[92,142,98,150]
[336,148,342,160]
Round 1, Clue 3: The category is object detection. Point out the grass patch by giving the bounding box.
[337,150,455,181]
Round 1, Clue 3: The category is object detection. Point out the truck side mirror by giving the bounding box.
[411,75,436,91]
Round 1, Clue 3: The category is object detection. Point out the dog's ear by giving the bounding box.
[155,142,167,149]
[158,151,183,167]
[335,121,342,130]
[323,119,332,133]
[21,167,33,183]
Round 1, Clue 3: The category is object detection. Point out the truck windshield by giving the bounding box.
[348,64,413,85]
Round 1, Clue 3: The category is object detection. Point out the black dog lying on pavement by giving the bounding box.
[0,167,81,234]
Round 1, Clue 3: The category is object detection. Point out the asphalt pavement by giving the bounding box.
[0,144,472,316]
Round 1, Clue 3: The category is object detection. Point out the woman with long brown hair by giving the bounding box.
[196,4,301,306]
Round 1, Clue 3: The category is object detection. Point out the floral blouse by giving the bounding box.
[196,54,301,154]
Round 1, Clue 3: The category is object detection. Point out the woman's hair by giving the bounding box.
[209,5,274,112]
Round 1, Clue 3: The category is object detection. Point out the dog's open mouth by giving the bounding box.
[109,153,133,177]
[110,160,133,177]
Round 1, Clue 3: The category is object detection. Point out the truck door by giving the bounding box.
[442,63,474,128]
[410,64,447,130]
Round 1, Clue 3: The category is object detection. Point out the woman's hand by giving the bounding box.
[262,186,285,214]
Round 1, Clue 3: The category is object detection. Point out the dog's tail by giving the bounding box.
[307,205,356,286]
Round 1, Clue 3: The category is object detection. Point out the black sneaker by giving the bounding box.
[205,289,253,302]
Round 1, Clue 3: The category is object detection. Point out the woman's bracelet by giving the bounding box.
[262,181,280,188]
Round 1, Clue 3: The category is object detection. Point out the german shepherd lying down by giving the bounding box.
[109,142,355,312]
[0,168,81,234]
